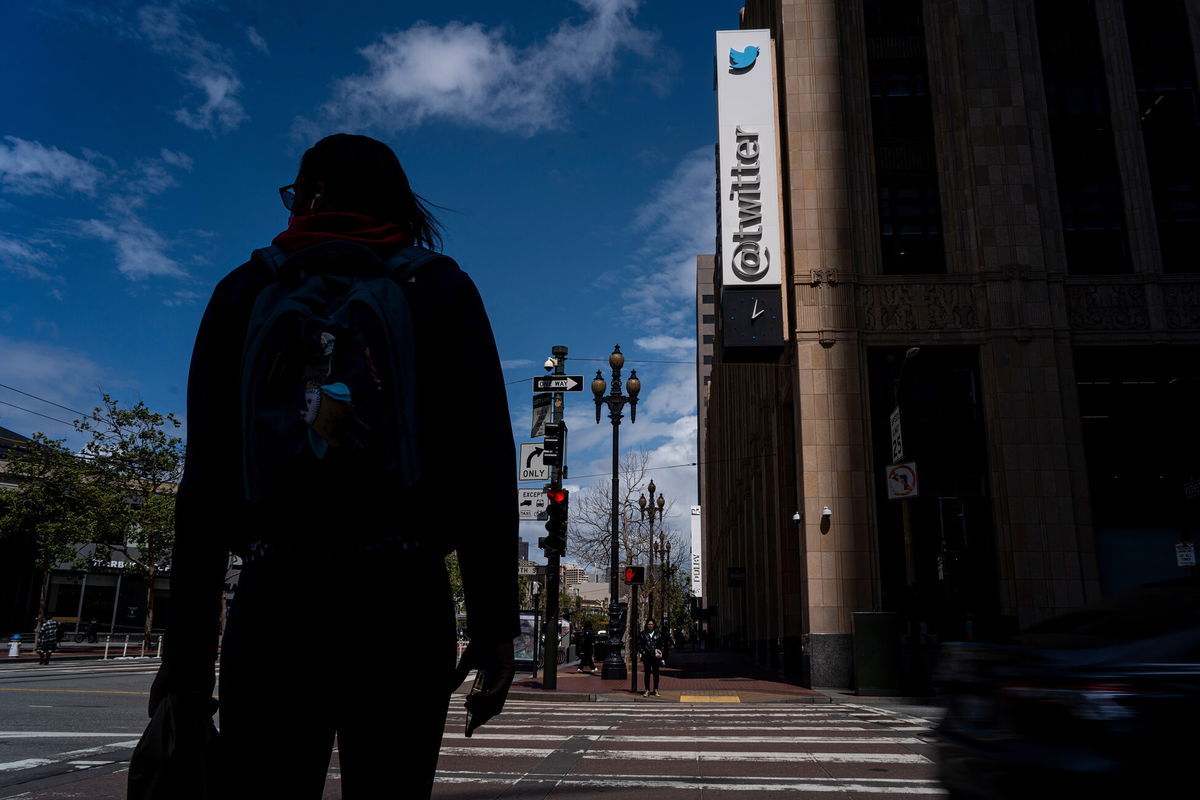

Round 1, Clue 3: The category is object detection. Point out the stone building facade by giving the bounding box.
[701,0,1200,687]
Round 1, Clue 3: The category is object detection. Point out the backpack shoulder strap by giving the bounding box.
[251,245,290,276]
[382,245,454,282]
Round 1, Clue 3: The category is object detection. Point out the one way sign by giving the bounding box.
[519,443,549,482]
[533,375,584,393]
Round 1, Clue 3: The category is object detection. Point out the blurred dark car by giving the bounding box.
[935,577,1199,798]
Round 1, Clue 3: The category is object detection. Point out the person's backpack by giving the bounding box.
[240,240,447,513]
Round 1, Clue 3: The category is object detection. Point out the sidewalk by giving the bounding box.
[509,648,830,703]
[4,639,155,662]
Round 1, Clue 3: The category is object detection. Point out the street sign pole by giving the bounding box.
[541,345,568,691]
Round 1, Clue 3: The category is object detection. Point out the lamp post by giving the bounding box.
[639,483,666,624]
[655,534,672,631]
[593,345,640,680]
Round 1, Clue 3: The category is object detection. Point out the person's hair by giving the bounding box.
[645,618,656,628]
[298,133,444,251]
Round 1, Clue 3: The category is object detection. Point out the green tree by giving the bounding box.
[0,433,93,625]
[445,551,464,615]
[75,395,184,647]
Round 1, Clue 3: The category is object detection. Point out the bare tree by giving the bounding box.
[568,450,656,573]
[567,449,689,660]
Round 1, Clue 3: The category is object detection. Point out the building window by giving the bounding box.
[703,355,713,365]
[1036,0,1130,273]
[702,294,715,303]
[703,376,711,385]
[703,314,715,324]
[864,0,945,275]
[703,334,714,344]
[1124,0,1199,273]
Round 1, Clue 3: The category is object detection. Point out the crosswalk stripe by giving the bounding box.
[430,773,946,794]
[444,731,923,744]
[440,746,929,764]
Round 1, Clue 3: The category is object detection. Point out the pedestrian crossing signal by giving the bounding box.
[624,565,644,584]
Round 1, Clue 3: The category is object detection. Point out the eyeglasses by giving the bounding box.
[279,184,299,211]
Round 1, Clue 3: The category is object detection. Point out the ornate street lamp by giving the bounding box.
[655,533,672,630]
[639,482,666,624]
[593,345,639,680]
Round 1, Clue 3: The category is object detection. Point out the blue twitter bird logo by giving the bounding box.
[729,45,760,70]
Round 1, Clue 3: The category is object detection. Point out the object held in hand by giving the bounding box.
[464,670,486,738]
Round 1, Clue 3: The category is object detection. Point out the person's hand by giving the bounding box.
[449,638,515,733]
[148,660,216,718]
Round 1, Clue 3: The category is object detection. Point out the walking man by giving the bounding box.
[36,615,59,665]
[575,621,595,673]
[639,618,666,697]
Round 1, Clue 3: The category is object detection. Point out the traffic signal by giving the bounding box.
[540,487,569,556]
[624,565,645,584]
[543,421,567,466]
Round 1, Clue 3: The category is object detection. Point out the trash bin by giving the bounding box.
[852,612,902,696]
[8,634,21,658]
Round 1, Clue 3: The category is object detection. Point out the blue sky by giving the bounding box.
[0,0,734,564]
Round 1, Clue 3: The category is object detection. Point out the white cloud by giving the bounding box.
[621,146,715,331]
[0,234,55,281]
[134,4,246,134]
[0,335,112,439]
[501,359,536,369]
[634,335,694,356]
[77,217,186,280]
[125,148,193,205]
[67,147,194,282]
[309,0,657,135]
[163,289,203,307]
[567,147,716,518]
[245,25,269,56]
[0,137,104,196]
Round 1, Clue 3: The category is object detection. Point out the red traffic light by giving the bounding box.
[624,565,644,584]
[546,488,568,504]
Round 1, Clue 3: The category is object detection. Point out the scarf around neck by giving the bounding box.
[271,212,412,253]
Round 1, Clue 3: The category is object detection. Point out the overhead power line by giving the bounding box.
[0,382,90,418]
[0,399,75,428]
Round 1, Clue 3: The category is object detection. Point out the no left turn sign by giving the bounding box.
[886,462,919,500]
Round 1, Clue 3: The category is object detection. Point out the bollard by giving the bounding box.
[104,634,111,660]
[156,634,162,659]
[7,636,20,658]
[121,634,129,658]
[140,637,146,658]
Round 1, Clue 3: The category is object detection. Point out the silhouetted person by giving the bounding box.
[575,621,595,673]
[86,617,99,643]
[36,615,59,665]
[639,618,665,697]
[150,134,517,799]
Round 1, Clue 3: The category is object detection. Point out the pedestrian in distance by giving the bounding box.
[148,133,518,800]
[36,615,59,665]
[575,621,595,673]
[86,617,99,644]
[639,618,666,697]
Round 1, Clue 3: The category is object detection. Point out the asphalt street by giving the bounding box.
[0,659,947,798]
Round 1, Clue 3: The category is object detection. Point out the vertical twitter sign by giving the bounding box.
[715,29,783,289]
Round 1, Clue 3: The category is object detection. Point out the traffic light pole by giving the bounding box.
[541,345,568,691]
[629,583,639,694]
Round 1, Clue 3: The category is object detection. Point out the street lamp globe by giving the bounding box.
[638,493,647,512]
[656,493,665,510]
[626,370,640,397]
[609,345,625,370]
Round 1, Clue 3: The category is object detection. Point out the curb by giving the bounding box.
[817,689,941,705]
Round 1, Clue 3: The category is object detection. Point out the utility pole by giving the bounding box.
[541,345,568,691]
